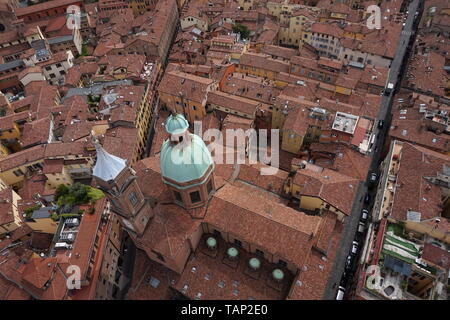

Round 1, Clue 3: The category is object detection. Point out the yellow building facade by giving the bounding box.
[0,189,23,235]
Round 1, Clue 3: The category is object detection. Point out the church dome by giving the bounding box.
[160,114,213,188]
[160,134,214,188]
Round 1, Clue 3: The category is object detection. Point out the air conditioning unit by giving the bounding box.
[65,218,79,227]
[54,242,72,250]
[59,233,75,243]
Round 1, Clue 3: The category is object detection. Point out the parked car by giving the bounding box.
[361,209,369,221]
[364,193,371,204]
[351,241,359,255]
[345,255,353,270]
[336,286,346,300]
[368,172,378,188]
[377,120,384,129]
[357,221,366,234]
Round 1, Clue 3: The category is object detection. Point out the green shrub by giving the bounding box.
[24,204,42,219]
[55,184,69,201]
[232,23,250,39]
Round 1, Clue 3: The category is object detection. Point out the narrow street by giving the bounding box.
[323,0,423,300]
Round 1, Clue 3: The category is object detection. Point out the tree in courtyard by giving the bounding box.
[232,23,250,40]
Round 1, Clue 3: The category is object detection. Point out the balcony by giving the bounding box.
[173,234,295,300]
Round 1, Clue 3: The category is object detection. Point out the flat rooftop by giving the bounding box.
[332,111,359,135]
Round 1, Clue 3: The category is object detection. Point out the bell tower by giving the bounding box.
[92,140,153,236]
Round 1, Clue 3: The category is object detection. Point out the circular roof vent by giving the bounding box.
[206,237,217,249]
[227,247,238,260]
[249,257,261,270]
[272,269,284,281]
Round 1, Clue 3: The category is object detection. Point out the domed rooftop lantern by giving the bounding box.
[165,113,189,136]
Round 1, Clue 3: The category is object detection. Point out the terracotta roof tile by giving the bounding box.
[239,52,290,74]
[293,165,359,215]
[207,91,260,117]
[158,70,215,103]
[390,143,450,222]
[205,183,321,267]
[422,243,450,270]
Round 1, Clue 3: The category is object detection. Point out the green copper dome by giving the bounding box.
[160,114,214,188]
[165,113,189,135]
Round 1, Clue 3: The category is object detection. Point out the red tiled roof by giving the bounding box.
[0,144,46,172]
[158,70,215,103]
[15,0,82,16]
[205,183,322,267]
[311,22,344,38]
[262,45,298,61]
[68,198,106,280]
[390,143,450,222]
[103,126,138,163]
[22,257,58,289]
[42,159,64,174]
[207,91,260,117]
[132,202,201,259]
[239,52,290,74]
[309,142,371,182]
[21,117,51,148]
[293,166,359,215]
[422,243,450,270]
